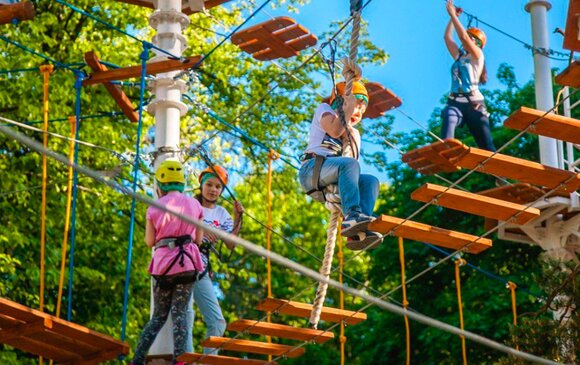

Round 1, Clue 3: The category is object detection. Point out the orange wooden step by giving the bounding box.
[411,183,540,225]
[256,298,366,325]
[83,55,202,86]
[84,51,139,123]
[0,1,34,25]
[478,183,556,204]
[555,60,580,88]
[364,82,402,119]
[231,17,317,61]
[368,215,492,254]
[503,106,580,144]
[402,139,580,192]
[563,0,580,52]
[228,319,334,344]
[0,297,129,364]
[200,336,304,358]
[114,0,231,14]
[152,353,276,365]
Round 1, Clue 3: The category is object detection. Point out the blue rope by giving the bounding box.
[121,43,149,341]
[0,35,72,70]
[0,112,126,127]
[66,70,84,321]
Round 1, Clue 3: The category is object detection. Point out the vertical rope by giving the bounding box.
[266,149,279,360]
[66,70,84,321]
[338,219,346,365]
[309,207,341,329]
[507,281,518,350]
[398,237,411,365]
[121,42,149,341]
[345,0,362,95]
[455,258,468,365]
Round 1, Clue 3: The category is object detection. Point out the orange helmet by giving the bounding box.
[329,81,369,105]
[467,28,486,49]
[199,165,228,186]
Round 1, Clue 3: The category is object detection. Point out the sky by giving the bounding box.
[238,0,570,181]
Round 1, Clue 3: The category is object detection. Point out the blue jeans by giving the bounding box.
[441,99,496,152]
[298,156,379,217]
[185,274,226,355]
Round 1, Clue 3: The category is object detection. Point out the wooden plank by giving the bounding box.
[402,139,468,174]
[0,1,34,25]
[177,352,276,365]
[256,298,366,325]
[368,215,492,254]
[84,51,139,123]
[503,106,580,144]
[563,0,580,52]
[0,318,50,342]
[555,60,580,88]
[478,183,549,204]
[228,319,334,344]
[83,55,202,86]
[114,0,231,14]
[364,82,402,118]
[2,335,80,363]
[411,183,540,225]
[200,336,305,358]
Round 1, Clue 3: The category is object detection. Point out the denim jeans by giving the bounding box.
[299,156,379,217]
[441,99,496,152]
[185,274,226,355]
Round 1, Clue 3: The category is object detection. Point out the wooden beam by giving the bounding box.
[84,51,139,123]
[83,55,202,86]
[256,297,366,325]
[368,215,492,254]
[228,319,334,344]
[555,60,580,88]
[201,336,305,358]
[563,0,580,52]
[0,318,50,342]
[177,352,276,365]
[503,106,580,145]
[411,183,540,225]
[0,1,35,25]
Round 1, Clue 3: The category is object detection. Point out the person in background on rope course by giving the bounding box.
[131,160,204,365]
[185,164,244,355]
[442,0,496,153]
[298,59,382,250]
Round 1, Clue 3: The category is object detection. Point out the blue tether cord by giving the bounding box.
[0,35,75,71]
[121,43,149,341]
[0,112,125,127]
[54,0,185,62]
[66,70,85,321]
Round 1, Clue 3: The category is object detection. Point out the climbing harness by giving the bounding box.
[153,235,200,289]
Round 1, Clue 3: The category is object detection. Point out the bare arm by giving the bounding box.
[444,19,460,59]
[195,227,204,246]
[320,94,356,138]
[145,218,155,248]
[446,0,481,59]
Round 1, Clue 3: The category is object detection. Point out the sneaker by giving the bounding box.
[346,231,383,251]
[341,213,376,237]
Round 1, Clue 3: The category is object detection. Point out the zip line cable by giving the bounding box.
[0,122,563,365]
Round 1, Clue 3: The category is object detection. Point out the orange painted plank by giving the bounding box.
[504,106,580,144]
[84,51,139,123]
[176,352,276,365]
[411,183,540,225]
[200,336,305,358]
[228,319,334,344]
[256,298,366,325]
[563,0,580,52]
[555,60,580,88]
[402,139,468,174]
[83,55,202,86]
[364,82,402,118]
[368,215,492,254]
[0,1,34,25]
[477,183,570,204]
[114,0,231,14]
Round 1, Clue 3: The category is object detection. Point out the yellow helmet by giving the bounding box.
[156,159,185,184]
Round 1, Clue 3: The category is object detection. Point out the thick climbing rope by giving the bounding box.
[338,223,346,365]
[266,148,279,357]
[398,237,411,365]
[507,281,518,350]
[39,64,53,315]
[455,258,468,365]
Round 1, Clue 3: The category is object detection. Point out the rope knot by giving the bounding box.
[341,57,362,83]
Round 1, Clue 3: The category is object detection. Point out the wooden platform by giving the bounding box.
[231,17,317,61]
[228,319,334,344]
[0,297,129,364]
[114,0,231,14]
[368,215,492,254]
[0,1,34,24]
[256,297,366,325]
[563,0,580,52]
[503,106,580,144]
[200,336,305,358]
[478,183,552,204]
[402,139,580,192]
[364,82,402,119]
[555,60,580,88]
[83,55,202,86]
[411,183,540,225]
[148,352,277,365]
[84,51,139,123]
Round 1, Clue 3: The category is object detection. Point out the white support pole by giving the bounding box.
[525,0,560,168]
[148,0,190,359]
